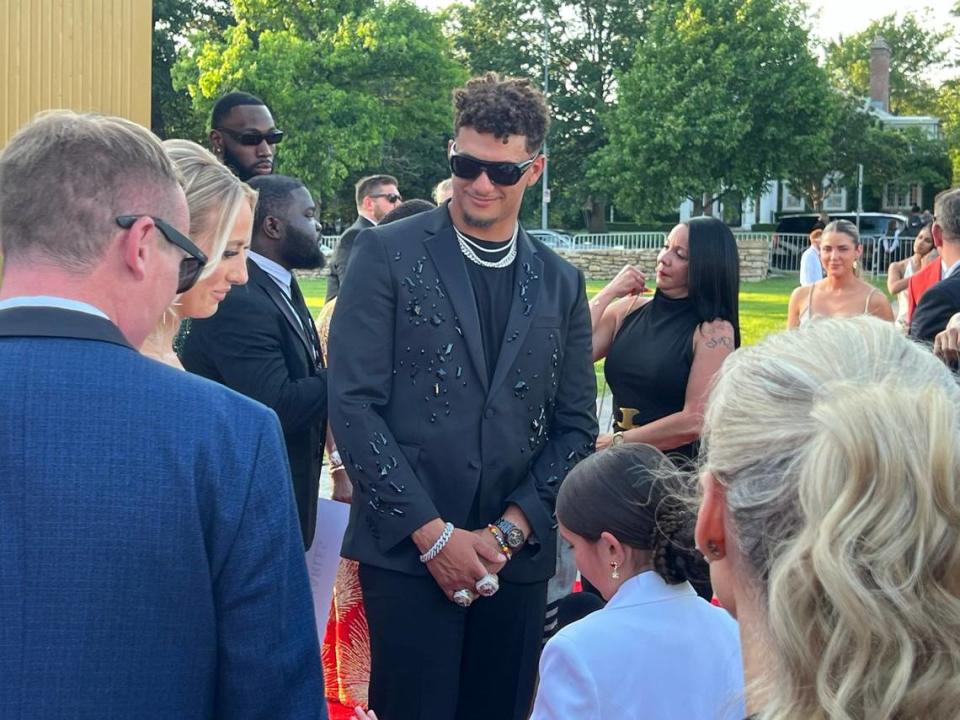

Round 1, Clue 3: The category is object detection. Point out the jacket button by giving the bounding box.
[484,408,495,419]
[468,460,481,470]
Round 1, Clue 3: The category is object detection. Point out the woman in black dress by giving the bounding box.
[590,216,740,461]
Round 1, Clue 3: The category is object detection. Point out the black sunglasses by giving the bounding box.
[216,127,284,146]
[116,215,208,294]
[448,145,540,186]
[369,192,403,204]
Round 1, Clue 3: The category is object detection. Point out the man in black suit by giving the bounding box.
[325,174,401,300]
[179,175,327,549]
[328,74,598,720]
[911,188,960,343]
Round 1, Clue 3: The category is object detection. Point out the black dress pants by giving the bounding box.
[358,563,547,720]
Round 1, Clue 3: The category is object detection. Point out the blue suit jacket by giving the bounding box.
[0,307,326,719]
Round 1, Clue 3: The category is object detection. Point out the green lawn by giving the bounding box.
[300,273,891,385]
[302,273,889,346]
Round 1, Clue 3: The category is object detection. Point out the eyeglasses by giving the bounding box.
[216,127,285,146]
[369,192,403,204]
[448,145,541,186]
[116,215,208,293]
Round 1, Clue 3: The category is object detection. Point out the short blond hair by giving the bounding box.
[162,140,256,280]
[702,317,960,719]
[0,111,180,270]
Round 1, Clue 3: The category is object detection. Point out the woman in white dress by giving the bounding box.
[530,445,744,720]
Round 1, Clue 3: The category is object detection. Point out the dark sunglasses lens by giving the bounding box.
[177,258,204,293]
[450,155,483,180]
[239,131,284,146]
[449,155,524,186]
[486,164,523,186]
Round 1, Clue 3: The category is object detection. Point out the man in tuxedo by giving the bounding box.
[209,91,283,181]
[179,174,327,549]
[0,112,324,718]
[328,73,598,720]
[325,174,401,300]
[911,188,960,343]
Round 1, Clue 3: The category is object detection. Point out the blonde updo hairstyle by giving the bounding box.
[701,317,960,720]
[161,139,257,282]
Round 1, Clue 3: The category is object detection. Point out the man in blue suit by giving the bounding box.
[0,111,326,719]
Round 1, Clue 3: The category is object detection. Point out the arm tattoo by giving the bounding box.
[705,336,735,350]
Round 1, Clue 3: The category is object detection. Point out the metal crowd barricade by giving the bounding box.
[571,232,667,250]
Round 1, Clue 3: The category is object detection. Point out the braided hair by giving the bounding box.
[556,445,708,588]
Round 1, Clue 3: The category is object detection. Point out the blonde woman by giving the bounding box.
[141,140,256,367]
[786,220,893,328]
[696,316,960,719]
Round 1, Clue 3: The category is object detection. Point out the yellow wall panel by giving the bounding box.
[0,0,152,147]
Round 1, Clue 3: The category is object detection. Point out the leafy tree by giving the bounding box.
[782,92,874,211]
[174,0,467,223]
[824,11,950,117]
[937,78,960,183]
[152,0,232,139]
[598,0,827,219]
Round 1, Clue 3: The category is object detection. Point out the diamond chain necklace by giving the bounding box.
[454,223,518,269]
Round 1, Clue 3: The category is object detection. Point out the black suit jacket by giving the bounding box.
[326,215,375,301]
[327,206,598,582]
[179,260,327,548]
[910,272,960,343]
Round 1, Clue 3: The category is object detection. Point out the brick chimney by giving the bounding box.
[869,37,891,112]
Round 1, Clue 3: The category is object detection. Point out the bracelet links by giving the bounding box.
[487,524,512,559]
[419,522,455,564]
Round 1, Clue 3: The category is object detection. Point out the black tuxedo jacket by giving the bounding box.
[327,206,598,582]
[326,215,375,301]
[910,272,960,343]
[178,260,327,548]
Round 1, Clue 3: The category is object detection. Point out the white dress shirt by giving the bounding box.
[530,572,745,720]
[0,295,109,318]
[799,245,824,286]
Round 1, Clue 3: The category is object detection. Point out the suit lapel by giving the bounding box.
[0,306,134,348]
[489,228,543,396]
[422,212,489,395]
[248,260,315,366]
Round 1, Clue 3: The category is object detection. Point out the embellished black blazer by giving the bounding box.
[328,205,598,583]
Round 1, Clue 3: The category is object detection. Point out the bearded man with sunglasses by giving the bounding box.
[0,112,325,718]
[328,74,597,720]
[209,91,284,181]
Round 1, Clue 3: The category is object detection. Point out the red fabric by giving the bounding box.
[321,560,370,713]
[907,261,942,323]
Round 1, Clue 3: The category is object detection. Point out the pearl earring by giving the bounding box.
[610,561,620,580]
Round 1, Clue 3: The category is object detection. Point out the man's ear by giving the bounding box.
[209,129,223,156]
[527,153,546,187]
[695,471,727,561]
[932,221,944,250]
[119,216,155,282]
[261,215,283,241]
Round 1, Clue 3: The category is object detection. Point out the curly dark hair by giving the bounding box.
[453,73,549,153]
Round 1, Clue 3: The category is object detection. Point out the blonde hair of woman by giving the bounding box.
[696,317,960,720]
[142,140,257,367]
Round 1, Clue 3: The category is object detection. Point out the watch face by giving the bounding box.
[506,527,525,548]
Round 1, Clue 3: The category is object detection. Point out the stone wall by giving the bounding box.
[557,235,770,282]
[300,235,771,282]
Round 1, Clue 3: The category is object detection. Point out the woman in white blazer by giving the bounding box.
[530,444,744,720]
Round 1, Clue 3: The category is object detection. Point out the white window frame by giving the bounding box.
[781,182,805,211]
[883,183,922,210]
